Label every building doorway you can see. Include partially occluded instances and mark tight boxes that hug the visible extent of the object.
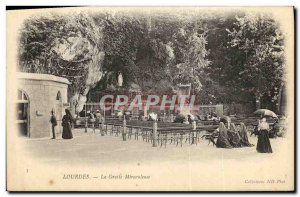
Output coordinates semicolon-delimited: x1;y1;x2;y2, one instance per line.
16;89;29;137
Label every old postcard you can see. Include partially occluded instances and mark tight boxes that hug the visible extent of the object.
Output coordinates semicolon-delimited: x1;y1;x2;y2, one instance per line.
6;6;294;191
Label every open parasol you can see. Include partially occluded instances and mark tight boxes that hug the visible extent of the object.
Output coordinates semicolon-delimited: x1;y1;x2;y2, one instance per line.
254;109;278;118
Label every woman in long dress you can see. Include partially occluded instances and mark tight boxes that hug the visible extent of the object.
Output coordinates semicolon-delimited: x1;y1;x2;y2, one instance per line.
238;122;254;147
256;118;272;153
216;122;232;148
228;123;242;148
62;109;73;139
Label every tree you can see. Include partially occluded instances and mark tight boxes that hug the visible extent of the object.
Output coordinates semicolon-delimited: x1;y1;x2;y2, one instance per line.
171;30;210;94
203;13;250;105
18;11;286;114
227;13;285;110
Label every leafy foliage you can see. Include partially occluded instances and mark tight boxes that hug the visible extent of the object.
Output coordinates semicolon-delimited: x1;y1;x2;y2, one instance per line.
226;13;285;108
18;11;285;113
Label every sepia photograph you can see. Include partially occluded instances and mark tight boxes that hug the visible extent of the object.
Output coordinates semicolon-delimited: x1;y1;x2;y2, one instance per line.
6;6;294;191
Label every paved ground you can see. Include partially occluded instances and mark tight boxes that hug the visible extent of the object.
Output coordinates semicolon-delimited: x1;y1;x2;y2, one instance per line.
21;127;286;167
16;128;294;191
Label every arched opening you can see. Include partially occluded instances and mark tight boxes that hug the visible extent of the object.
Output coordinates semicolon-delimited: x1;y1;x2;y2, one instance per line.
56;91;62;101
16;89;30;137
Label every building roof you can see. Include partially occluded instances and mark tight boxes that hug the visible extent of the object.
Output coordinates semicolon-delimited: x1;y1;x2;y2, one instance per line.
17;72;71;85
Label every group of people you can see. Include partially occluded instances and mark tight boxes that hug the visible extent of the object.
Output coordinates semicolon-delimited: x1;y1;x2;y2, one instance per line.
88;110;105;126
50;108;273;153
50;109;106;140
50;109;74;140
204;112;219;121
215;117;272;153
215;122;254;149
80;110;104;123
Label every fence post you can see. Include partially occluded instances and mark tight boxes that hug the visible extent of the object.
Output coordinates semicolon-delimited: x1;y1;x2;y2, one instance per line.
92;120;95;133
85;117;88;133
192;120;196;144
152;120;157;147
101;116;105;136
122;115;127;141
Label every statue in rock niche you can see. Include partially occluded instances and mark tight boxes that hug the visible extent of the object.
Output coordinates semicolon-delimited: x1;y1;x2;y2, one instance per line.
117;72;123;87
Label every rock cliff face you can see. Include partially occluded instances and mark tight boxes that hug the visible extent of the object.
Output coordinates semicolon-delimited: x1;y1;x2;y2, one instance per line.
18;14;106;116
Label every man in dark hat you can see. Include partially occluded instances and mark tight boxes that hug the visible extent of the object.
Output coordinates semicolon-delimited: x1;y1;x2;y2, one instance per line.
50;109;57;139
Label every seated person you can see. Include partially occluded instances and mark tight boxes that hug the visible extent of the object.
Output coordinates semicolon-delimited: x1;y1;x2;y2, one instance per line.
227;123;242;148
238;122;254;147
206;113;212;120
183;117;190;124
220;116;231;124
148;112;158;121
216;122;232;148
187;114;194;124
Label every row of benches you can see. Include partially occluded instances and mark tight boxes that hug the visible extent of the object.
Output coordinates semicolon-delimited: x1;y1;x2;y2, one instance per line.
75;117;270;148
87;120;219;147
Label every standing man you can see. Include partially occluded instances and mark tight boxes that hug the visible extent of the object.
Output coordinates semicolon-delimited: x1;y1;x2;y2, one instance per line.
50;109;57;139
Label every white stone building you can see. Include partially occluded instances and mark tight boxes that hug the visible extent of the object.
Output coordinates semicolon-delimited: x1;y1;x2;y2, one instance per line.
16;72;70;138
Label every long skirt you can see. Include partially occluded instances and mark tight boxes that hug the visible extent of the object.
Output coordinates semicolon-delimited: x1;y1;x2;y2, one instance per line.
239;131;254;147
62;123;73;139
256;130;272;153
228;131;242;148
216;135;232;148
